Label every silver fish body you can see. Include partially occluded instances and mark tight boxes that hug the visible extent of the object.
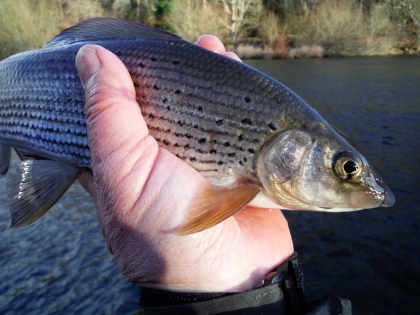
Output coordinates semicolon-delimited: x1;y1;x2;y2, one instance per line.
0;18;395;232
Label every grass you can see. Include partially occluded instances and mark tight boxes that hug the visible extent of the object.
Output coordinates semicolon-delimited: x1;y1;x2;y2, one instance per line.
277;0;404;57
285;0;370;56
163;0;229;42
0;0;104;59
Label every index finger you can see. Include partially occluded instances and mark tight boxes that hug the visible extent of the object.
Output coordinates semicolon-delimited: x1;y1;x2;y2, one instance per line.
195;35;242;62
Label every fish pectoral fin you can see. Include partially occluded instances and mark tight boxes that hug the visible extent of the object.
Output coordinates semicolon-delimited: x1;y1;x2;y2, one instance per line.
8;160;79;228
45;17;183;48
0;144;11;175
178;184;260;235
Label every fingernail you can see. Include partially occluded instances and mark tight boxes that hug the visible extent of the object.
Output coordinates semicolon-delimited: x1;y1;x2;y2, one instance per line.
76;45;100;87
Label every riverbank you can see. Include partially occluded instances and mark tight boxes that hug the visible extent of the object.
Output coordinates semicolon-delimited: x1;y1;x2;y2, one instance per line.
235;35;418;60
0;0;419;60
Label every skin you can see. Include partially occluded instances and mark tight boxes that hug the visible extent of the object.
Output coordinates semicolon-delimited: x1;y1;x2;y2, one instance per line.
76;35;294;293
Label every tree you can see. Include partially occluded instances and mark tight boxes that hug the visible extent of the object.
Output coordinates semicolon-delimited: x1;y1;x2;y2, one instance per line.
220;0;261;44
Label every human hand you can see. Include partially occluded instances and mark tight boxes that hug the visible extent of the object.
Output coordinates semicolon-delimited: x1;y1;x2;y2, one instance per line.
76;35;294;293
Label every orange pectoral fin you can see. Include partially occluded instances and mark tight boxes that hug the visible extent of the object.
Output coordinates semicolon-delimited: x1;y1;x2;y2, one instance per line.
178;184;260;235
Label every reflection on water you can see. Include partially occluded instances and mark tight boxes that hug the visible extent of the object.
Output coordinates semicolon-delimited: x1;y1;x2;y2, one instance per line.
1;56;419;315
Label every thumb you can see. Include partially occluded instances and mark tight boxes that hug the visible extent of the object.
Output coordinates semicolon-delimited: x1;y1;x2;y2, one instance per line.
75;45;150;165
75;45;158;198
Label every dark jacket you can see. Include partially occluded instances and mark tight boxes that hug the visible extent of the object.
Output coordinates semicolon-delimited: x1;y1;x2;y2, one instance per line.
136;253;352;315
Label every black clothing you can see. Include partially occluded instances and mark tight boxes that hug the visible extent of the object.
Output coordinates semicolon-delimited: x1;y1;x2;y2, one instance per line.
137;253;352;315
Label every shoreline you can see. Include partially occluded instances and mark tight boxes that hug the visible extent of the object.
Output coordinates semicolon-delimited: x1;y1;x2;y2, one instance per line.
235;41;419;60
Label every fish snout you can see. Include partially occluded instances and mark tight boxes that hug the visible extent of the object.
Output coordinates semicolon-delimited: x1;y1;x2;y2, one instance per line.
381;187;395;207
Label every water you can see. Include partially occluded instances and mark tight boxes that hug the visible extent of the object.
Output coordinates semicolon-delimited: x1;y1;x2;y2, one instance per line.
248;56;420;315
1;56;419;314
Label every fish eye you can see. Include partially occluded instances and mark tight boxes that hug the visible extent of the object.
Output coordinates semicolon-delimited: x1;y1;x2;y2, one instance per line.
333;152;362;180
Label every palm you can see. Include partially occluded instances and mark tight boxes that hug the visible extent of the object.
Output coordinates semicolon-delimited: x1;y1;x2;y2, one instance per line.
77;37;293;293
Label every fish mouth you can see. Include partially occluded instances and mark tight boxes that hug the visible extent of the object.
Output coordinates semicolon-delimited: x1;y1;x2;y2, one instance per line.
381;188;395;207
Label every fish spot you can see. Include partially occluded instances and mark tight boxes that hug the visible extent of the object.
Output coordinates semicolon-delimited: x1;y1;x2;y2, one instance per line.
174;143;180;147
150;56;157;62
268;122;277;131
239;160;244;166
148;113;155;119
190;157;197;162
228;152;236;157
198;106;203;112
162;97;168;103
244;96;251;103
175;89;181;95
198;138;206;144
153;84;160;90
248;148;255;154
210;149;217;154
243;157;248;162
166;106;171;111
138;62;145;68
172;60;180;65
216;119;224;126
184;144;190;149
241;118;252;125
217;161;224;165
224;141;230;147
185;134;193;139
238;134;244;141
163;139;170;146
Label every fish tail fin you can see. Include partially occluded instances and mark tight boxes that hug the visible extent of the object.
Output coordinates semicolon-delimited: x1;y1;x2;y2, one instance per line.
9;159;79;227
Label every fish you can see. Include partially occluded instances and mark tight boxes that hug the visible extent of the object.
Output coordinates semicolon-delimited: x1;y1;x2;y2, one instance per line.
0;18;395;234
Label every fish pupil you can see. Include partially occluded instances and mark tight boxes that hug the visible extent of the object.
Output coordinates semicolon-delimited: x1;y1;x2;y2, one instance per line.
344;160;357;174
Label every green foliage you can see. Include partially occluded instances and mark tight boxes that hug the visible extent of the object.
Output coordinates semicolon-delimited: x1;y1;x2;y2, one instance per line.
155;0;170;18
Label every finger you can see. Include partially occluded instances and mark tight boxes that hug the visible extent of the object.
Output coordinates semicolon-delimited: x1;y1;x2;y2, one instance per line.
75;45;149;166
195;35;226;54
76;44;159;212
223;51;242;62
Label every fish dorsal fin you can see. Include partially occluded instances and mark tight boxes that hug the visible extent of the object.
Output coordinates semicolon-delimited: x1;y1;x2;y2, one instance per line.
8;159;79;227
45;17;183;48
178;184;260;235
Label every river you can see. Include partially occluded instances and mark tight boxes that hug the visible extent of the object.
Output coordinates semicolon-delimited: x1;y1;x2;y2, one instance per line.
1;56;419;315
